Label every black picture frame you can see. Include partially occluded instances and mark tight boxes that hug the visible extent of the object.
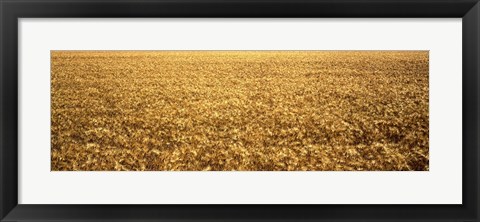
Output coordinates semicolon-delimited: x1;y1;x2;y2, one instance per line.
1;0;479;221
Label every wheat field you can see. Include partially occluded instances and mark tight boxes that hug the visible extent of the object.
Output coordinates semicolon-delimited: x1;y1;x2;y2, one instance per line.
51;50;429;171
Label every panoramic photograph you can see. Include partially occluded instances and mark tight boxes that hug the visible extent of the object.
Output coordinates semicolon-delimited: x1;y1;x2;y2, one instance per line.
51;50;429;171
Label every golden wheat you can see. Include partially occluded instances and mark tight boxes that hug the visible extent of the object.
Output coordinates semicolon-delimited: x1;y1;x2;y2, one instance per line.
51;50;429;171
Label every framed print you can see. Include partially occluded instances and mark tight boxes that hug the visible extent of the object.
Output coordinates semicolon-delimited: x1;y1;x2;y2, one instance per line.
0;0;479;221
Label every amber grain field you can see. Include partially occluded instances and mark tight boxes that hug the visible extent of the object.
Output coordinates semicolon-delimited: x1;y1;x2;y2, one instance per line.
51;51;429;171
